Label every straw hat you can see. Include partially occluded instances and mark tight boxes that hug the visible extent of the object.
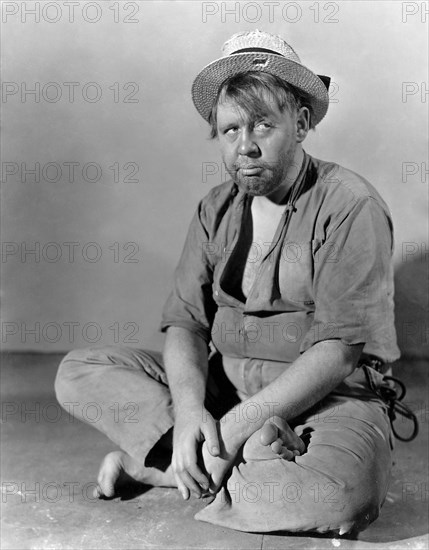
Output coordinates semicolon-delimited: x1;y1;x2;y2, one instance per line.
192;30;331;126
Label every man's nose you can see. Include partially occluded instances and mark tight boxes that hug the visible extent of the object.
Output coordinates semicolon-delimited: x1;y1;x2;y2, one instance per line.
238;129;260;157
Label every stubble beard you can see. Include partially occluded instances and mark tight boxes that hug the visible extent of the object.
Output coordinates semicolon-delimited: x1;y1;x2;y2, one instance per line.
233;165;285;196
226;146;297;197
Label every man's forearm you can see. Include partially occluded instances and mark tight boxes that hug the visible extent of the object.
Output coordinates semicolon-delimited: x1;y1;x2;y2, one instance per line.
163;326;209;414
164;326;222;498
222;340;364;451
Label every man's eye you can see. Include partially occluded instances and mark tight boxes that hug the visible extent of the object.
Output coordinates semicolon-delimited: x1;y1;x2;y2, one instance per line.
225;127;238;135
255;122;272;130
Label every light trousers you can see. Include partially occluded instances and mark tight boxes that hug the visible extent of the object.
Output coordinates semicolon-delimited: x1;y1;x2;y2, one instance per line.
55;345;394;534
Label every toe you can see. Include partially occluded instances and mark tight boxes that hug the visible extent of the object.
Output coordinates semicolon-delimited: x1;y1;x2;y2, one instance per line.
270;438;284;454
260;422;278;446
277;447;296;461
96;453;120;498
271;416;306;454
97;472;115;498
270;439;296;460
270;415;290;431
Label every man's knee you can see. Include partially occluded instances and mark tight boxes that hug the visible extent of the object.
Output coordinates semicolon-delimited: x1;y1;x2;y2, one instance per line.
54;345;165;405
55;348;89;404
54;346;113;403
301;455;388;534
237;432;389;533
219;465;383;534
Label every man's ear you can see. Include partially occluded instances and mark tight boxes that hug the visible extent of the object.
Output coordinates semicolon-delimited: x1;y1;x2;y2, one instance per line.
296;107;310;142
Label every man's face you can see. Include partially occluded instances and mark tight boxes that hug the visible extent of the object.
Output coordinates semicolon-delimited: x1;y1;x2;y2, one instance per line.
216;92;305;198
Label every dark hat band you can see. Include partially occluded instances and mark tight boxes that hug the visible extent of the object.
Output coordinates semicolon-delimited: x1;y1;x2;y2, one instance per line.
232;47;285;55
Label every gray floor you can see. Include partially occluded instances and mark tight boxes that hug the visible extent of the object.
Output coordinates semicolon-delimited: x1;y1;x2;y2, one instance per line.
1;352;428;549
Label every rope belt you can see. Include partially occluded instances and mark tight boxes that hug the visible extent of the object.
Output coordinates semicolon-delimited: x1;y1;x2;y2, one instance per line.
361;357;419;442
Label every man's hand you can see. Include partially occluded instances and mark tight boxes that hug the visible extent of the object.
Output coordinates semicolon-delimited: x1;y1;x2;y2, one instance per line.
201;440;236;495
163;327;219;500
172;406;220;500
199;340;364;497
201;419;242;494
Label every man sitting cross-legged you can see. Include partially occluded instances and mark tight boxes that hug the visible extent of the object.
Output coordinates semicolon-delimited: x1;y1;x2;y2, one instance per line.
56;30;399;535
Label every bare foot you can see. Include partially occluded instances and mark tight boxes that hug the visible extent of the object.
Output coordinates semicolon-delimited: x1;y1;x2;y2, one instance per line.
260;416;306;460
94;450;176;498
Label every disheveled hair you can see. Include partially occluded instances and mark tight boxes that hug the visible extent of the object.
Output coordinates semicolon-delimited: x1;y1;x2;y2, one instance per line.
208;72;315;139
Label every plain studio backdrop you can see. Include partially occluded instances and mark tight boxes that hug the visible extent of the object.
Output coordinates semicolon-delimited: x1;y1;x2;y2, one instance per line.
1;1;428;359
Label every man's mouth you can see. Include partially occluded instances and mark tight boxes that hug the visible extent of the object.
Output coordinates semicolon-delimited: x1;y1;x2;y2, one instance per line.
238;166;263;176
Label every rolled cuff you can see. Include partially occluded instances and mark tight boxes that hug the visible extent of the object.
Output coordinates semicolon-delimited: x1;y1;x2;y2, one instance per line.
159;319;211;344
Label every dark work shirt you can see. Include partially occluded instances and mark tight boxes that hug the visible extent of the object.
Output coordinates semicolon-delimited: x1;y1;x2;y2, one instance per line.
160;152;400;365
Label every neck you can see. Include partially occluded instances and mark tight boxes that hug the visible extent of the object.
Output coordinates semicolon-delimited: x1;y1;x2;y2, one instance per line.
259;146;304;206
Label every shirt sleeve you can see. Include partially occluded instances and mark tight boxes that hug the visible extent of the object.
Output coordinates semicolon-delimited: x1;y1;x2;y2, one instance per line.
160;201;217;343
300;195;397;355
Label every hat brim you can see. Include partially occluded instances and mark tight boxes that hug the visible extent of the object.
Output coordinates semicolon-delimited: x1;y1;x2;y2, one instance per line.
192;52;330;126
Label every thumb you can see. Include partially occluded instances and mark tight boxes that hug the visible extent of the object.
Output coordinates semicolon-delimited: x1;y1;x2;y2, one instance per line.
202;414;220;456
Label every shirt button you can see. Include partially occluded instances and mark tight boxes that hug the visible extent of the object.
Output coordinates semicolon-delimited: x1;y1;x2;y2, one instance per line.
214;290;219;296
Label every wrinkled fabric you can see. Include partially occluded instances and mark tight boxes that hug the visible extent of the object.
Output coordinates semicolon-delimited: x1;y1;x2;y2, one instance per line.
56;346;394;534
160;152;400;364
56;152;399;533
196;397;393;534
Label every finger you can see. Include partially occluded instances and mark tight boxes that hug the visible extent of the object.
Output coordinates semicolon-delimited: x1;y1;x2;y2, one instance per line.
174;473;190;500
202;415;220;456
177;445;210;491
179;470;204;498
185;461;210;492
207;469;225;495
173;455;206;497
